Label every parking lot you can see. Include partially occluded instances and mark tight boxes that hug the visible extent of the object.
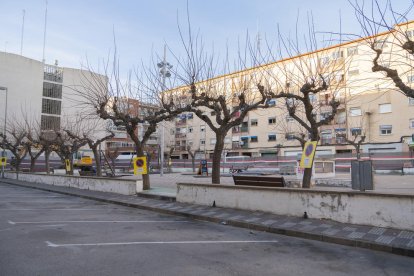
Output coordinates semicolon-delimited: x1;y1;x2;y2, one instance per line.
1;182;413;276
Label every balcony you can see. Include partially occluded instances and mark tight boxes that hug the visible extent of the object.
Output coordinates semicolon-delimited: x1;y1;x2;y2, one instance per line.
175;133;187;139
240;126;249;132
175;119;187;126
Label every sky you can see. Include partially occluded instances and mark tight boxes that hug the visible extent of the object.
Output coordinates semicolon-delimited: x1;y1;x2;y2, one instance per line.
1;0;414;74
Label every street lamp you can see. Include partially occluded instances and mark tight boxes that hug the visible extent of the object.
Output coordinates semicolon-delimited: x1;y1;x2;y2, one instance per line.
157;45;172;176
0;86;8;178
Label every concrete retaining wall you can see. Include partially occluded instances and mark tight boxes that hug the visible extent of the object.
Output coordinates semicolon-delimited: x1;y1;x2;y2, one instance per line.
177;183;414;230
5;172;140;195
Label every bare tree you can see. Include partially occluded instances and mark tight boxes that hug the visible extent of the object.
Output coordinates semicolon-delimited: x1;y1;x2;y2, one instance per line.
77;51;192;189
39;131;58;174
0;121;27;175
257;17;351;188
54;129;87;175
65;118;115;177
351;0;414;98
186;145;196;172
24;126;45;173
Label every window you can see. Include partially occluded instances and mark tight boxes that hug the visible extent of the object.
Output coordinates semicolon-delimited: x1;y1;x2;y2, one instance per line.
319;56;330;65
331;50;343;60
186;113;193;119
336;111;346;124
379;103;392;113
347;46;358;56
309;93;317;103
410;98;414;105
408;75;414;83
320;112;332;121
250;136;258;143
286;115;294;122
374;39;388;50
268;133;276;141
210;138;216;145
380;125;392;135
41;98;61;115
40;115;61;130
188;126;193;133
350;127;362;136
43;82;62;99
349;107;362;116
410;119;414;129
170;129;175;135
200;125;206;132
267;99;276;106
43;65;63;82
268;117;276;124
251;119;258;126
348;69;359;76
285;133;296;140
200;139;205;145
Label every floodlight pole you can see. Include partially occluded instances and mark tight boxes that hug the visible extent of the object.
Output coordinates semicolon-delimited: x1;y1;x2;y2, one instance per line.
0;86;8;178
160;45;167;177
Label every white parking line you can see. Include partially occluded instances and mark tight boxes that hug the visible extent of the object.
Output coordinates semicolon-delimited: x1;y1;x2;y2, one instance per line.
0;196;64;198
8;220;188;225
46;240;279;247
0;209;107;211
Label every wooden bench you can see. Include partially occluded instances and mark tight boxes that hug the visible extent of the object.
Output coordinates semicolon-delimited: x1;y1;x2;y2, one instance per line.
229;165;249;174
233;175;285;187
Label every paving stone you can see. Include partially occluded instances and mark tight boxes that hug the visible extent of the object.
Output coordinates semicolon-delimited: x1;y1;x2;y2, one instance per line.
280;222;297;228
375;235;395;245
322;228;340;236
397;231;414;239
245;217;261;223
343;227;357;232
407;240;414;248
261;219;278;226
228;215;244;220
299;225;318;232
203;211;217;216
368;227;386;235
319;223;332;228
347;232;366;239
299;221;313;225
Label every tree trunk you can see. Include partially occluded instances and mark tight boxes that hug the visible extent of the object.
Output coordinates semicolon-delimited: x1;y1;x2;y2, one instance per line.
356;144;361;160
45;150;51;175
211;134;225;184
302;167;313;188
30;157;36;172
136;146;150;190
191;156;195;172
91;146;101;177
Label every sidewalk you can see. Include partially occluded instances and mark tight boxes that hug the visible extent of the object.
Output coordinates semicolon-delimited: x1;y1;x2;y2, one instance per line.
1;177;414;258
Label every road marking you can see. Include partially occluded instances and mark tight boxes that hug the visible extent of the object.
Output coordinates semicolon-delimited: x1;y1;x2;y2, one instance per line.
8;220;188;225
46;240;279;247
0;196;64;198
0;209;107;211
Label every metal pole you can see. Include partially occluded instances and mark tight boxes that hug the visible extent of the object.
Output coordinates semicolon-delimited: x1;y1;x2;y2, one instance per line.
160;44;166;176
1;87;8;178
20;9;25;55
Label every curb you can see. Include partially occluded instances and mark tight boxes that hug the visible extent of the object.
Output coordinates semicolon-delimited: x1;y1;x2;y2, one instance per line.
1;179;413;258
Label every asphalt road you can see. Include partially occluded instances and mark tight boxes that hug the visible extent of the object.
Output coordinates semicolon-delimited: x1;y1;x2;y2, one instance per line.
0;182;413;276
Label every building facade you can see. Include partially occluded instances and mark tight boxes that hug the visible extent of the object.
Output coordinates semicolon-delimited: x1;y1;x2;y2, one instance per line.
168;21;414;159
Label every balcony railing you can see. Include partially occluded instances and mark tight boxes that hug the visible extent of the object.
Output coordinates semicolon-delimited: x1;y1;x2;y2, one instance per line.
175;133;187;139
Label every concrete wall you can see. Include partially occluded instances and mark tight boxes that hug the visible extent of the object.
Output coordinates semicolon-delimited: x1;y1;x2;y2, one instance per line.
5;172;140;195
177;183;414;230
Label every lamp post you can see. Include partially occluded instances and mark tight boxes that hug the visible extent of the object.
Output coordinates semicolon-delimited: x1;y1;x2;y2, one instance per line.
157;45;172;176
0;86;8;178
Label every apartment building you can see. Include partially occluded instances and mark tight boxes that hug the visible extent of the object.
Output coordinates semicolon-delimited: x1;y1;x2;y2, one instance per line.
168;21;414;159
0;52;107;152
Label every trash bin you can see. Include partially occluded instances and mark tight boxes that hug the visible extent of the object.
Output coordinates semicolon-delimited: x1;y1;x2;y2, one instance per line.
351;160;374;191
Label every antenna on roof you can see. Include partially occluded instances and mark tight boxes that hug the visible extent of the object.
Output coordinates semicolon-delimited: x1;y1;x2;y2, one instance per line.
20;9;25;55
42;0;48;63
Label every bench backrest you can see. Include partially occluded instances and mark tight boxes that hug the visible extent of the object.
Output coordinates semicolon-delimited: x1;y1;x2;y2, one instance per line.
233;175;285;187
